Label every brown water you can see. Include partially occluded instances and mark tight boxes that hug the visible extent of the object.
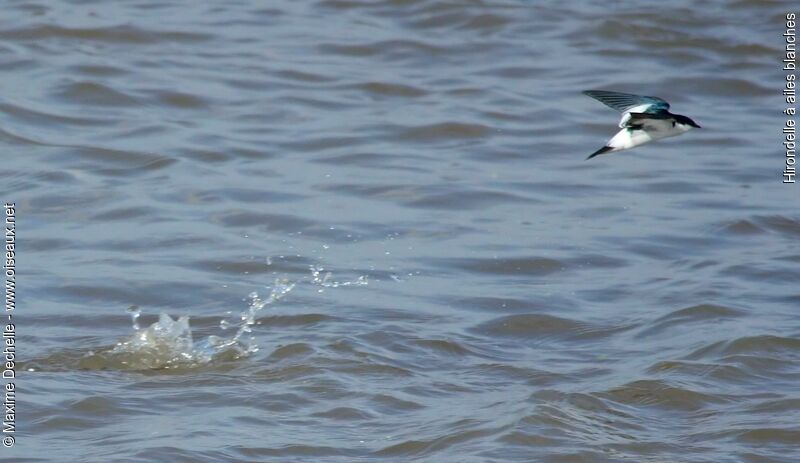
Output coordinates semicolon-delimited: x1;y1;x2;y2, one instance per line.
5;1;799;462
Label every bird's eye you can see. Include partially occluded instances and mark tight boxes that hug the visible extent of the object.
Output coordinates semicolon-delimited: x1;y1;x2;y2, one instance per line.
672;121;676;127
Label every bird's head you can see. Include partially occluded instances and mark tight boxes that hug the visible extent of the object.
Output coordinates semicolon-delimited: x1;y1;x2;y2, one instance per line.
674;114;701;130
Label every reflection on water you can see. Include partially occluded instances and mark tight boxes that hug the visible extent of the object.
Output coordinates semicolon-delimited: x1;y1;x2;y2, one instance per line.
5;0;798;462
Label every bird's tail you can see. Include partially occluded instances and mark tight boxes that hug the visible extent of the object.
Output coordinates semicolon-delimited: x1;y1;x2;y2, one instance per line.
586;145;613;160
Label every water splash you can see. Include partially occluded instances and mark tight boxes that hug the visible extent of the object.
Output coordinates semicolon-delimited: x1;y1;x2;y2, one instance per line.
104;312;199;370
310;264;368;292
83;266;367;371
211;278;296;355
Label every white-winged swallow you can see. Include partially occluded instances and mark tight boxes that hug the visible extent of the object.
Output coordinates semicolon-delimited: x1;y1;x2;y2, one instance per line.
583;90;700;160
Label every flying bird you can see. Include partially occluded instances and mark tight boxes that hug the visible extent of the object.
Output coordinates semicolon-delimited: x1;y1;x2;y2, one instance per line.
583;90;700;160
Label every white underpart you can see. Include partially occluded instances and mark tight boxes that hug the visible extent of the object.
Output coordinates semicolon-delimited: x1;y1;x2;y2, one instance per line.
605;120;693;153
606;128;654;152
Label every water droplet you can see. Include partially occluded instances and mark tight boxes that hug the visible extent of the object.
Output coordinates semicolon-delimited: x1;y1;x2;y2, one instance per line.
126;305;141;330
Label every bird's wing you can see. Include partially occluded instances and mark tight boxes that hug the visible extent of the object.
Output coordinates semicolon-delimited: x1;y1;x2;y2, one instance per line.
625;111;675;131
624;112;675;132
583;90;670;114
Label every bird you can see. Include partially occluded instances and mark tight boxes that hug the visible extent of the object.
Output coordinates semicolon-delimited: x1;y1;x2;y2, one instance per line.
582;90;700;160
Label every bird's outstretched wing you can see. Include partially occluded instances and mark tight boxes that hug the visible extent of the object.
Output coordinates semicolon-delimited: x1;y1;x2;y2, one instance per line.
583;90;670;114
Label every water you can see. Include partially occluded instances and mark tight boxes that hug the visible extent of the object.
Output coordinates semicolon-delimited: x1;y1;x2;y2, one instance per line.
4;1;798;462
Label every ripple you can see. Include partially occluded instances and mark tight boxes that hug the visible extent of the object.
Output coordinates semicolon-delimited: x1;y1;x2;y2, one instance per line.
411;339;474;357
191;259;286;275
459;13;513;32
410;11;512;33
273;69;336;83
53;81;139;107
69;396;129;416
691;335;800;358
638;303;746;336
260;314;335;327
281;136;362;152
396;122;492;142
268;343;315;360
233;444;353;459
472;313;620;341
434;256;564;276
736;428;800;445
599;379;727;411
312;152;429;172
90;206;154;221
318;39;445;59
70;63;130;77
722;263;800;284
353;81;427;98
311;407;374;421
210;210;314;231
471;363;561;386
755;215;800;238
682;77;772;97
646;360;751;383
374;428;494;457
406;189;532;210
452;296;537;313
64;145;176;174
473;65;547;79
369;393;425;414
0;126;50;145
0;102;115;127
642;181;707;194
717;219;766;235
152;90;210;109
524;389;647;452
0;24;213;43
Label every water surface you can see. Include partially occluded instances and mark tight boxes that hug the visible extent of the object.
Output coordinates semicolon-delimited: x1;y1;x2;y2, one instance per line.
4;1;798;462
